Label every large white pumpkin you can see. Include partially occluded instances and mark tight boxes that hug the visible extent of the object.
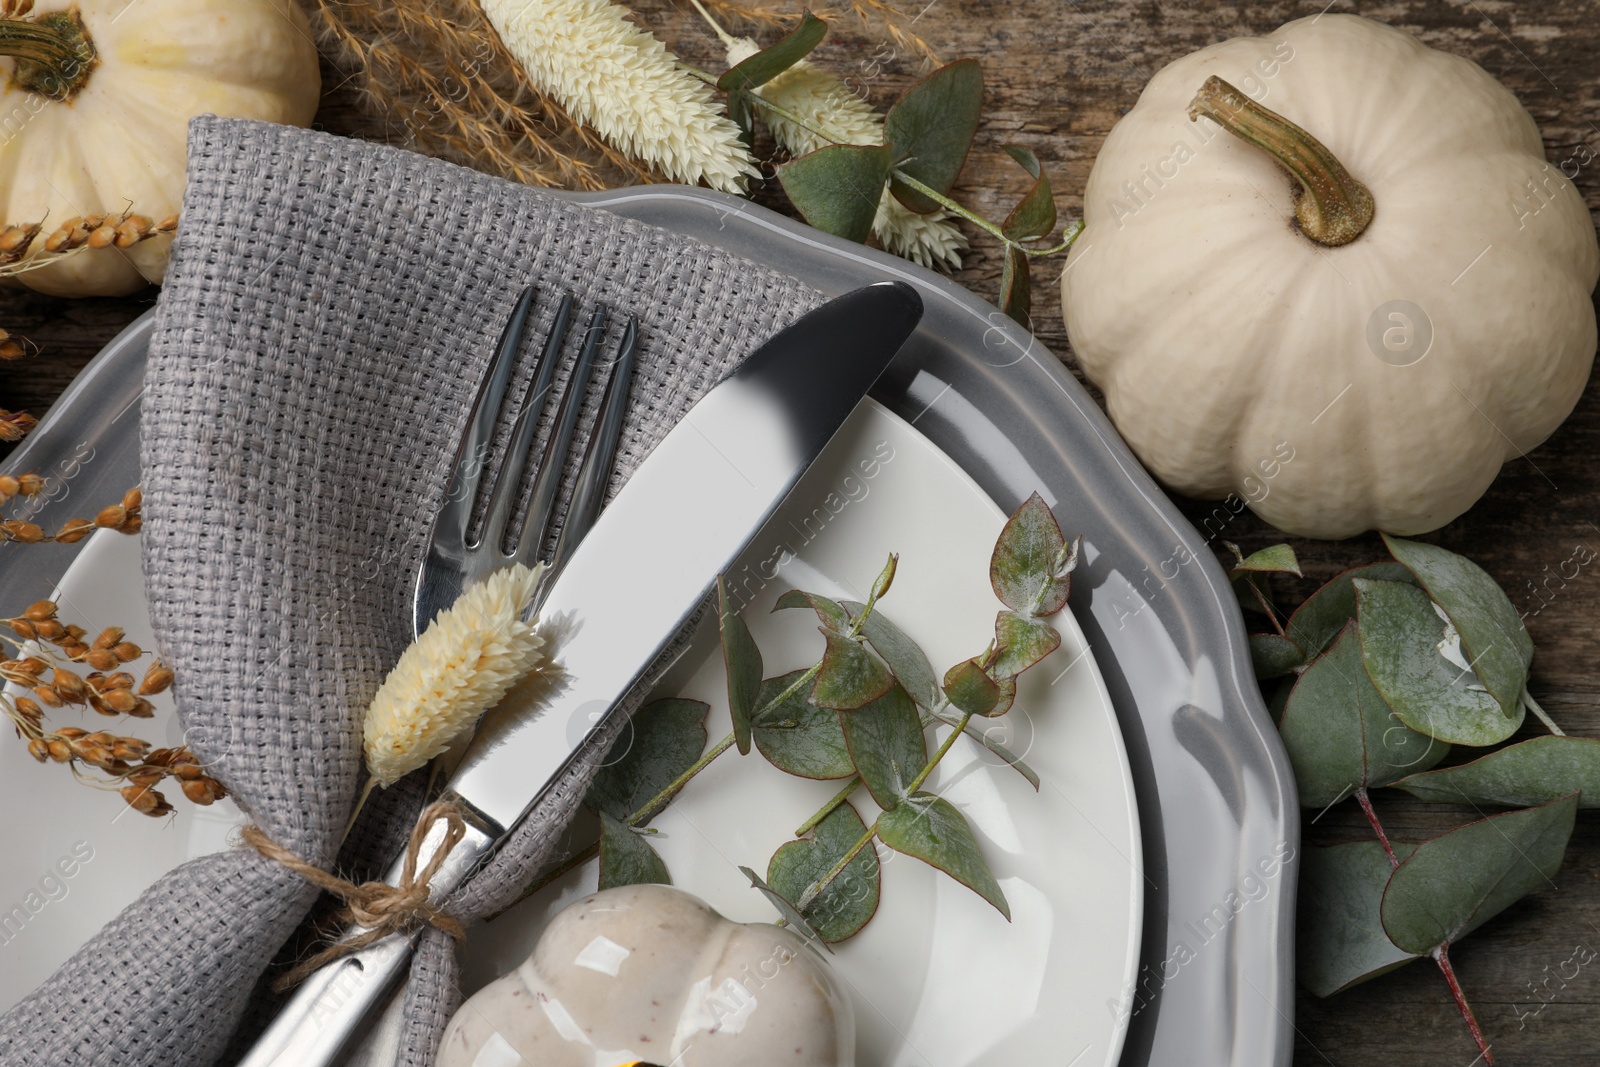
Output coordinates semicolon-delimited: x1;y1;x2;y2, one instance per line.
1060;14;1599;538
0;0;319;296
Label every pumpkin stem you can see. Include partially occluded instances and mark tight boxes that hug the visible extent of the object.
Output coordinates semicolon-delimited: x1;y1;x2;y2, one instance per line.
1188;75;1374;247
0;7;96;103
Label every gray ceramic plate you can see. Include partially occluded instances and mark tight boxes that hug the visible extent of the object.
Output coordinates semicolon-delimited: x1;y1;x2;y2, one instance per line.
0;186;1297;1067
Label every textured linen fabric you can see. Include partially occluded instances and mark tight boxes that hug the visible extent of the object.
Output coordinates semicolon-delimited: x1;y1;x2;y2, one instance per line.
0;118;822;1067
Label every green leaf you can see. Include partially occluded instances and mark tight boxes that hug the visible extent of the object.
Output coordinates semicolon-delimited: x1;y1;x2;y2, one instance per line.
598;811;671;889
991;610;1060;678
1299;841;1420;997
1383;534;1533;719
585;698;710;825
1391;737;1600;808
1356;579;1523;746
1000;144;1056;242
1284;561;1415;664
753;669;855;780
1250;633;1303;680
738;864;830;952
767;802;880;942
719;576;763;755
885;59;983;213
812;630;893;710
990;491;1074;616
877;791;1010;919
1229;543;1302;577
1278;623;1448;809
930;705;1040;789
718;10;827;92
998;244;1030;326
844;601;938;709
839;683;926;808
1380;794;1578;954
942;657;1003;717
778;143;893;244
774;588;851;633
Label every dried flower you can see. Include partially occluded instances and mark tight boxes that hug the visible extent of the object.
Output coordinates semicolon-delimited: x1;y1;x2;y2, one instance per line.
307;0;643;191
724;37;967;270
476;0;758;192
363;563;548;788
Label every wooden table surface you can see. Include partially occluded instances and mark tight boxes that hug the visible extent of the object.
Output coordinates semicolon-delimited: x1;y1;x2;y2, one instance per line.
4;1;1598;1063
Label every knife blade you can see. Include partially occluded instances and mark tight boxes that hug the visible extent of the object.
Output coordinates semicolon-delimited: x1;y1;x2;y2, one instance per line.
236;280;924;1067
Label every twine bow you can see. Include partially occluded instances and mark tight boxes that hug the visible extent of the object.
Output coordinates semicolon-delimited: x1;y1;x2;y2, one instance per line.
242;799;469;991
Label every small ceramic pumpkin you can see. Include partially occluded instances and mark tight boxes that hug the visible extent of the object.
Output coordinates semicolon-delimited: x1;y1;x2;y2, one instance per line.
437;883;855;1067
1060;14;1599;538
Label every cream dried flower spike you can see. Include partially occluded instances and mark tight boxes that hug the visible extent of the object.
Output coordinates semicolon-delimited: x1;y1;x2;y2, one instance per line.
355;563;547;824
475;0;758;192
692;0;967;270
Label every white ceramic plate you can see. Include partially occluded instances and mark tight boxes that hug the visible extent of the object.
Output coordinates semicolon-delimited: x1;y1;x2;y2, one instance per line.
0;530;249;1012
459;399;1142;1066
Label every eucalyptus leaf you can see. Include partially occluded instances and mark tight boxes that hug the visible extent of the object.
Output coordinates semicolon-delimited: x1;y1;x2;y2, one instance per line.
1230;544;1302;577
586;697;710;825
840;683;926;809
1380;793;1578;954
1000;144;1056;242
999;244;1030;326
774;588;851;633
778;143;894;244
990;491;1073;617
991;610;1060;678
1279;623;1448;808
598;811;671;889
812;630;894;710
767;802;880;942
1383;534;1533;718
1391;737;1600;808
930;705;1041;789
1284;561;1415;663
1250;633;1303;680
943;657;1003;717
877;791;1010;919
720;577;763;755
844;600;938;708
738;864;829;951
1299;840;1420;997
718;10;827;92
1356;578;1522;746
885;59;983;214
753;669;855;780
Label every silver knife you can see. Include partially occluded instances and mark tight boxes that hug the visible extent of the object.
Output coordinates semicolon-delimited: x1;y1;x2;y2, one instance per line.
236;280;924;1066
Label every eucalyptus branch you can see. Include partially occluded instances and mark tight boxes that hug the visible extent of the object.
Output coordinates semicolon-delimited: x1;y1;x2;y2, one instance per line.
796;711;975;910
795;776;862;837
626;662;826;826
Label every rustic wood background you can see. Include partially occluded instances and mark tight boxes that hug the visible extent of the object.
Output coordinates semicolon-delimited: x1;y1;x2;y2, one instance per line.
3;0;1598;1063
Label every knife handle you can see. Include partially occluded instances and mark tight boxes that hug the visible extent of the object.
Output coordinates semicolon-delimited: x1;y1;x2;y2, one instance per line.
234;814;498;1067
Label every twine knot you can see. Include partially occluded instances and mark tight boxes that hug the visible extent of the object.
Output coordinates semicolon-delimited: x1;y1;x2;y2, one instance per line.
242;799;469;991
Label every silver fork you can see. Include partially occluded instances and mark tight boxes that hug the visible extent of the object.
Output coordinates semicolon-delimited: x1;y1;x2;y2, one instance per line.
413;285;638;637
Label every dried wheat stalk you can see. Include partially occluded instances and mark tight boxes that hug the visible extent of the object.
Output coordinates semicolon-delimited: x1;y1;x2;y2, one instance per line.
306;0;649;190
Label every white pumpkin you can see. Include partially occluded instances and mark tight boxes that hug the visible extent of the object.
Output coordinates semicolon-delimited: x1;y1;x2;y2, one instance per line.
0;0;319;296
1060;14;1600;539
438;884;855;1067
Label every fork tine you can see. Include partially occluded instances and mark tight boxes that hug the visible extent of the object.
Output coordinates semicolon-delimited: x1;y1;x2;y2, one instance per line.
477;293;575;553
543;315;637;591
428;284;538;561
510;305;610;565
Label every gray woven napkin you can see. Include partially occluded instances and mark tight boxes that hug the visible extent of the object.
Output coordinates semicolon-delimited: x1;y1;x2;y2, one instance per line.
0;117;824;1067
